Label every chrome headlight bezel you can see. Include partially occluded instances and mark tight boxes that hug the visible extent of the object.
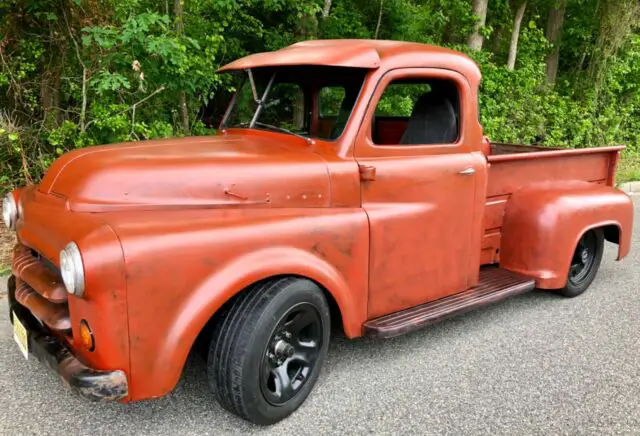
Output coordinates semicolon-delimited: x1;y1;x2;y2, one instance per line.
17;197;24;219
60;242;85;297
2;193;17;230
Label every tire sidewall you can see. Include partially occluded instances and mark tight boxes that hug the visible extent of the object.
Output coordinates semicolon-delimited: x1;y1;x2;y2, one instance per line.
240;280;331;425
562;228;605;297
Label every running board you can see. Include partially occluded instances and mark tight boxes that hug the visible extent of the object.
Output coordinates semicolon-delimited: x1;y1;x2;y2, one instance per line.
363;268;536;339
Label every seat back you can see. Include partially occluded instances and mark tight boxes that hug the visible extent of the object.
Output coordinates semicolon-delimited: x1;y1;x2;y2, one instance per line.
400;90;458;145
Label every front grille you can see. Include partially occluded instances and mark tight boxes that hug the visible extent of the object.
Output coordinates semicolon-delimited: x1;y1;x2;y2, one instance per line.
29;248;59;275
12;244;71;334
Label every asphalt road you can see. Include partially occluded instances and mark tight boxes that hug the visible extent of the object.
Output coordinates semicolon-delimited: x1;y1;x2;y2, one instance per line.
1;201;639;435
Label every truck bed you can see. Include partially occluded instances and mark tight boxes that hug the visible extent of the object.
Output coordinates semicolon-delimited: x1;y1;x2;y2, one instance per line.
490;142;557;155
480;143;624;265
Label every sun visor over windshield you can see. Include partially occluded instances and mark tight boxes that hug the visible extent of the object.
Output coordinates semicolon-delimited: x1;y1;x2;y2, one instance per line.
218;40;381;72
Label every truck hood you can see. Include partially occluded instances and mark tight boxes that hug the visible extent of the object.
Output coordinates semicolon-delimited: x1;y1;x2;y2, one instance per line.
38;134;331;211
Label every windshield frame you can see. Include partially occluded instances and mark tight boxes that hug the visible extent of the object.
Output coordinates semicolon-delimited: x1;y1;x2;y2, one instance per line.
219;66;368;143
247;69;276;128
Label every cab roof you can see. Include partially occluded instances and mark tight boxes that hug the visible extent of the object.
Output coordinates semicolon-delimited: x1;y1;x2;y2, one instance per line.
218;39;481;82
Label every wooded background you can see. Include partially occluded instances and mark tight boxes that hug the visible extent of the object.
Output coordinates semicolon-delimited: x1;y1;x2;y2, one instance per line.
1;0;640;189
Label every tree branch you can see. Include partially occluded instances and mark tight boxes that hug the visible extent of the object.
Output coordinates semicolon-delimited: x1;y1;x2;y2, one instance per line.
84;86;166;132
0;47;23;105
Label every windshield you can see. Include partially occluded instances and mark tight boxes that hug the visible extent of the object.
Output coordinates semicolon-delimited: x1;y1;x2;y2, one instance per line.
221;66;367;141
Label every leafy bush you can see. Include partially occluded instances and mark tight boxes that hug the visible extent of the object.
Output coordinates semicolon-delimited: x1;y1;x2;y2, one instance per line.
0;0;639;191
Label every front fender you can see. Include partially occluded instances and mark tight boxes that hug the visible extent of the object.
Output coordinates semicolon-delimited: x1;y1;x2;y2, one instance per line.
106;208;369;400
157;246;364;395
499;181;633;289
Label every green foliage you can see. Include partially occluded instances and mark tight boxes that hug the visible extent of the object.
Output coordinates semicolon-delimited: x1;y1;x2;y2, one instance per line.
376;83;432;117
319;87;346;117
1;0;640;190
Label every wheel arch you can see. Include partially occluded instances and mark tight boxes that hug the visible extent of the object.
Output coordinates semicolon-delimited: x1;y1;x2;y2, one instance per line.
155;246;364;398
569;220;622;260
194;273;344;359
603;222;621;245
499;181;633;289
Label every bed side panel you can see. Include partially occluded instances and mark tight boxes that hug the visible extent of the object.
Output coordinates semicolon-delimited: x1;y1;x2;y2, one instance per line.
481;150;617;265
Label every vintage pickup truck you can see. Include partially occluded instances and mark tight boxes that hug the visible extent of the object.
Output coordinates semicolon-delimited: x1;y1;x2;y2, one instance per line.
3;40;634;425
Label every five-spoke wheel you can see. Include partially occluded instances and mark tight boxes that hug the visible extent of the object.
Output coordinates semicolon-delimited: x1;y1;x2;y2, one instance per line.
261;303;323;406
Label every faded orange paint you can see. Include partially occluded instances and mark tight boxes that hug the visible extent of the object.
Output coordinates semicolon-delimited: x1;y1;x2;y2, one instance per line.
15;185;130;377
498;180;632;288
7;40;633;402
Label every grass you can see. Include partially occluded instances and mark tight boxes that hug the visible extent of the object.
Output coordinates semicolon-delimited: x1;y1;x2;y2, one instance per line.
617;153;640;185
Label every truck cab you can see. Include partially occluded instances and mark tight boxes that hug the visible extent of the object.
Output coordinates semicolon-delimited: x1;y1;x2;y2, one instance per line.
4;40;633;425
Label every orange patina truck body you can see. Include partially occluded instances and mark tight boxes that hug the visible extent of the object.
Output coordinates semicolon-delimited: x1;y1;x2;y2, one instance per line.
8;40;633;402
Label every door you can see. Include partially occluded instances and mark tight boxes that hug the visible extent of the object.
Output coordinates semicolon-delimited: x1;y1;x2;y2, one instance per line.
355;68;487;319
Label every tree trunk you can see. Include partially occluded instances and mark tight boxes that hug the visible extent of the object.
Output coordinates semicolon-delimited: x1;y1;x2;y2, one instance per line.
41;24;64;128
507;1;527;70
178;92;189;135
293;90;305;130
174;0;190;135
588;0;640;89
291;8;319;129
468;0;489;51
545;0;567;86
374;0;384;39
491;26;504;55
41;64;62;128
322;0;332;18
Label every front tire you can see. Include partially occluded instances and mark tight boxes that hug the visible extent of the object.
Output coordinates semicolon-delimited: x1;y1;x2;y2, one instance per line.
557;228;604;298
208;277;330;425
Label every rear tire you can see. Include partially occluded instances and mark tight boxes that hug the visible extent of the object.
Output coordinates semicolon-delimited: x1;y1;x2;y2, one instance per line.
207;277;330;425
557;228;604;298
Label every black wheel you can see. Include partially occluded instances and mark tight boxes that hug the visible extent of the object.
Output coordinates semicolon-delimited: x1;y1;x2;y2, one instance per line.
557;228;604;298
208;277;330;425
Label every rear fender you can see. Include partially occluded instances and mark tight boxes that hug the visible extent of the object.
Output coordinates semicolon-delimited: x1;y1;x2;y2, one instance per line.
499;181;633;289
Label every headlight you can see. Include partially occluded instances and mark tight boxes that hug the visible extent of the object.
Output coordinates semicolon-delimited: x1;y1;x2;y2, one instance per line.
2;193;17;230
60;242;85;297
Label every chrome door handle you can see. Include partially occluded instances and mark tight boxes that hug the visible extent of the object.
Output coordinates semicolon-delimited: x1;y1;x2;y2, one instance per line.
458;167;476;175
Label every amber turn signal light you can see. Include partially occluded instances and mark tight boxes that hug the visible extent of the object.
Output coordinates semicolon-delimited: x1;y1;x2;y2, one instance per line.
79;320;95;352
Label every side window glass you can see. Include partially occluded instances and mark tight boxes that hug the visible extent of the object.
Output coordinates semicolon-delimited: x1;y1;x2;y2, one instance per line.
372;79;460;146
